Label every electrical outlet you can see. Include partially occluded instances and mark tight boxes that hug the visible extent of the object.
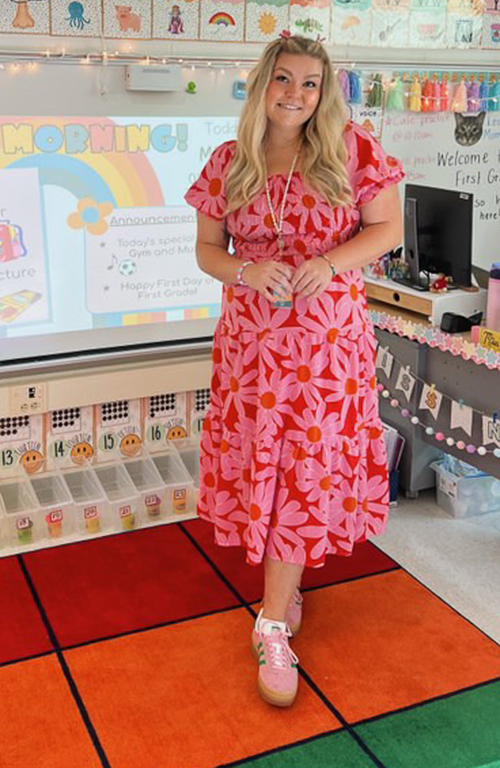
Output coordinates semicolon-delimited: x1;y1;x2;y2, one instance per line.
10;383;47;416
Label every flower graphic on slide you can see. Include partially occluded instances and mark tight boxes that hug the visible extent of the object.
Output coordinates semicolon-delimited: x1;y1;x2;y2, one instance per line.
67;198;113;235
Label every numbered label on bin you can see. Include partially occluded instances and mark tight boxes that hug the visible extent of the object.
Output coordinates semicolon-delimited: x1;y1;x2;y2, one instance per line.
119;505;133;518
173;488;187;512
1;448;15;467
46;510;63;524
16;517;31;530
84;505;99;520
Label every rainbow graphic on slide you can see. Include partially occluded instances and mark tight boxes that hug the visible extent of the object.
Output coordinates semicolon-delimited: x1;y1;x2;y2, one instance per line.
0;117;165;208
0;117;219;330
209;12;236;25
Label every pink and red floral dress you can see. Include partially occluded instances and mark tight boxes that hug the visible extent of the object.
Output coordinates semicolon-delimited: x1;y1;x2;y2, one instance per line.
185;122;404;569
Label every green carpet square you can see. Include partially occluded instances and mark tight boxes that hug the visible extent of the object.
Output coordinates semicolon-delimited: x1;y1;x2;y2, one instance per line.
355;680;500;768
234;731;377;767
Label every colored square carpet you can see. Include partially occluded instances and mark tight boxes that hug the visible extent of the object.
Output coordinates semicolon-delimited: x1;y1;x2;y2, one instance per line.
292;569;500;722
0;518;499;768
0;655;102;768
65;608;340;768
182;518;400;603
0;557;52;664
22;524;240;647
231;731;381;767
355;680;500;767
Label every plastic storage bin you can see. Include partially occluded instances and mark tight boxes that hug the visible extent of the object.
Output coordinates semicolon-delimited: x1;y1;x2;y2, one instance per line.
171;438;200;489
123;457;168;522
0;478;43;546
151;447;194;515
93;463;140;532
62;467;111;536
30;472;75;540
431;461;500;518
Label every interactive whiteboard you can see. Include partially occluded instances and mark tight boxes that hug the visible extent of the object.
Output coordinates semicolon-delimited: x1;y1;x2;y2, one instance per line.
0;63;241;365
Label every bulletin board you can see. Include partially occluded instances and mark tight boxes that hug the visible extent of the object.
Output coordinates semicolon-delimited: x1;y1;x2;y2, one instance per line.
0;0;499;50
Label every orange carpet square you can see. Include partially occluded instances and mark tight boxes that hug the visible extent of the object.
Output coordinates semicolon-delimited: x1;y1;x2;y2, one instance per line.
0;655;101;768
66;607;340;768
292;570;500;723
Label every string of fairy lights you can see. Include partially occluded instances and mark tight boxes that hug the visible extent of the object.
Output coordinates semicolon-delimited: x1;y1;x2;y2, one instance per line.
0;49;498;111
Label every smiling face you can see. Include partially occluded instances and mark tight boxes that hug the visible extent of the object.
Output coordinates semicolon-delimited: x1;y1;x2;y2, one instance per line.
265;53;323;138
120;433;142;457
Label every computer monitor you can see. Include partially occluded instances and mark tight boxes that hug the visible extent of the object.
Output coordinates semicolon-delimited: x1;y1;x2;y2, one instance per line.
401;184;473;290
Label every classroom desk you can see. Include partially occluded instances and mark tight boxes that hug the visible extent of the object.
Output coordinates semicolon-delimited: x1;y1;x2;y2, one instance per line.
368;300;500;495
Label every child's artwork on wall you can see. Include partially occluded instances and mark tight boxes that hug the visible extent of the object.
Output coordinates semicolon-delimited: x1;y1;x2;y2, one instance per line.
0;0;496;46
153;0;200;40
199;0;245;40
1;0;50;34
245;1;287;43
289;0;331;40
51;0;102;37
103;0;152;38
331;0;372;46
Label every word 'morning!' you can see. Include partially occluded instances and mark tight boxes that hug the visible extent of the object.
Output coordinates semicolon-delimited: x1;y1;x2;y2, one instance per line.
0;123;188;155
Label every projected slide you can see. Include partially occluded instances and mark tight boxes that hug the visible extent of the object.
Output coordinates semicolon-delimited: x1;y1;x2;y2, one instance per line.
0;168;48;324
0;116;238;343
85;207;216;314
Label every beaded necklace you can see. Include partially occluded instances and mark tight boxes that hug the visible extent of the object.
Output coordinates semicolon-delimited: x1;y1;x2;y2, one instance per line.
264;144;301;255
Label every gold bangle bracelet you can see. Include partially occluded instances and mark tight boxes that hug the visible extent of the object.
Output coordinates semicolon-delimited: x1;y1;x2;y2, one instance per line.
318;254;337;278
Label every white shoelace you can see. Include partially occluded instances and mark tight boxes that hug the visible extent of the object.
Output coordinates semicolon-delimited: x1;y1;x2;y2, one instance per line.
261;624;299;670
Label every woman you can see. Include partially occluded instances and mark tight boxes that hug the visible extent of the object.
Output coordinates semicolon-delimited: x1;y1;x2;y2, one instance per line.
185;35;404;708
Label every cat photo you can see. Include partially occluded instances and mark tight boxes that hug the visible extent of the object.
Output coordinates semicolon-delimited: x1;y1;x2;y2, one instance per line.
454;112;486;146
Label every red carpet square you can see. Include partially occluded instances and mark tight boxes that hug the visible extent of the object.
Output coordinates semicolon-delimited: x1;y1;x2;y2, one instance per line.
0;655;101;768
23;525;241;648
66;607;340;768
183;518;399;603
0;557;53;664
292;570;500;723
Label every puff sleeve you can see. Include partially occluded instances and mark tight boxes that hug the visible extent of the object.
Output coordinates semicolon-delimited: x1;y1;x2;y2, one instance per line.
346;123;405;208
184;140;236;221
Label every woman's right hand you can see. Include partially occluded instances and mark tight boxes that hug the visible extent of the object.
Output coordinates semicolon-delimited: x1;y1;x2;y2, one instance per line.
241;261;295;303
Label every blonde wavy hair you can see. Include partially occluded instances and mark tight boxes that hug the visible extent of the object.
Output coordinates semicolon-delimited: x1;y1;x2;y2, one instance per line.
225;35;352;214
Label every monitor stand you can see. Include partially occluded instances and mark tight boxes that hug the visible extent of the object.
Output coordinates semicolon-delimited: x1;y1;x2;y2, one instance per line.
392;275;461;293
364;275;487;326
392;275;430;292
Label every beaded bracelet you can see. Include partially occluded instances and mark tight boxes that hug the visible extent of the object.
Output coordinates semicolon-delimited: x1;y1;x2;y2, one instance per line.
318;254;337;278
236;261;253;285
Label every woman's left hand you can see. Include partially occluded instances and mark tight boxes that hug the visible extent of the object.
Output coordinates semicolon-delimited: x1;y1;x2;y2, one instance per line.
290;257;333;301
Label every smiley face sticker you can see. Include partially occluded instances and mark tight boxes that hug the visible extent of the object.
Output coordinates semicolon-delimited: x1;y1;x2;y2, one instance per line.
20;449;44;474
167;425;188;440
120;432;142;457
70;441;94;465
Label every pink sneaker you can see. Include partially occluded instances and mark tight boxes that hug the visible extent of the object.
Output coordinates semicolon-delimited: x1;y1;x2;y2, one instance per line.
285;589;303;636
252;609;299;708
